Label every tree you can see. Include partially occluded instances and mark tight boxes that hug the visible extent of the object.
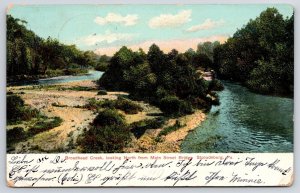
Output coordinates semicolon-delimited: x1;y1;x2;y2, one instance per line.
213;8;294;96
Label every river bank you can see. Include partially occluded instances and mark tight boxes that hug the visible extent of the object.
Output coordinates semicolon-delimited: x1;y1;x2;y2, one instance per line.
7;79;206;153
7;68;90;86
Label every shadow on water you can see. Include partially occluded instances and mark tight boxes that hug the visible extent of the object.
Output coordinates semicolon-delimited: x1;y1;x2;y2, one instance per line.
181;81;293;153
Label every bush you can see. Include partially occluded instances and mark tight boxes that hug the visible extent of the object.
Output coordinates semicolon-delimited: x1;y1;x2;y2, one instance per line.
93;109;125;127
64;68;88;75
95;63;109;71
7;127;26;144
28;117;63;136
45;69;64;77
7;95;40;124
87;98;143;114
114;98;143;114
79;124;131;153
159;96;193;116
130;118;165;138
208;79;224;91
157;120;183;137
7;95;25;123
97;90;107;95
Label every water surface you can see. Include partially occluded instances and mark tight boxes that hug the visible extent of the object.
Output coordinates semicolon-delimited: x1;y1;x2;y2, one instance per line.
181;81;293;153
9;70;103;86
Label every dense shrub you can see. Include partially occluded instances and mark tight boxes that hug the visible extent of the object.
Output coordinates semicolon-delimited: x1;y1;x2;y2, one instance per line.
113;98;143;114
208;79;224;91
97;90;107;95
159;96;194;116
86;98;143;114
7;95;24;122
79;124;131;153
7;95;40;124
95;63;109;71
93;109;125;127
130;118;165;138
79;109;130;153
64;68;88;75
7;127;26;145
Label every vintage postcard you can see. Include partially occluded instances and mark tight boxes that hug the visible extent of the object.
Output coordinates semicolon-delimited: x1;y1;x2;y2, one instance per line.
6;4;294;187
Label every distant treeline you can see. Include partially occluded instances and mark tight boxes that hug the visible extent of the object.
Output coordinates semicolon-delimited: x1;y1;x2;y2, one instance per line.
213;8;294;96
7;15;100;80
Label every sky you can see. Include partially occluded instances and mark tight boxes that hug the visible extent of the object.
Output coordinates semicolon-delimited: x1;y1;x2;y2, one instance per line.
8;4;293;56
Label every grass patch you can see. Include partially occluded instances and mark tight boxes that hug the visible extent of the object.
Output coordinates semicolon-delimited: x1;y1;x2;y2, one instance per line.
130;118;165;139
67;86;97;91
85;97;143;114
27;117;63;136
157;120;184;137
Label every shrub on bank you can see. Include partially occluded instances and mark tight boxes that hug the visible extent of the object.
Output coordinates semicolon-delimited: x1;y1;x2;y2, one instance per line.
86;98;143;114
7;127;26;145
208;79;224;91
79;109;131;153
130;118;165;138
79;124;131;153
7;95;40;124
93;109;125;127
97;90;107;95
159;96;194;116
27;117;63;136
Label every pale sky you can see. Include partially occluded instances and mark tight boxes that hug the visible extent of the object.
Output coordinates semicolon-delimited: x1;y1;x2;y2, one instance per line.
8;4;293;56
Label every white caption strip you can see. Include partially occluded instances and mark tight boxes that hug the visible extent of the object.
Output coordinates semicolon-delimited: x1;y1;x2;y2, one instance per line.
7;153;293;187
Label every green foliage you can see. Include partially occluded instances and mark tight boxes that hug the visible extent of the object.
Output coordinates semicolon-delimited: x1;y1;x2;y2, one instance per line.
93;109;125;127
63;68;88;75
7;15;97;81
7;127;26;145
86;98;143;114
97;90;107;95
79;109;130;153
214;8;294;96
68;86;96;91
157;120;184;138
208;79;224;91
113;98;143;114
95;55;111;71
79;124;131;153
7;95;40;124
27;117;63;136
99;44;221;116
159;96;194;116
130;118;165;138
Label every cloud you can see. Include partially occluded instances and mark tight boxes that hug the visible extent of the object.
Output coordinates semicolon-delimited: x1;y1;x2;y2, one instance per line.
79;30;136;46
94;13;138;26
149;10;192;29
94;35;228;56
186;19;225;32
